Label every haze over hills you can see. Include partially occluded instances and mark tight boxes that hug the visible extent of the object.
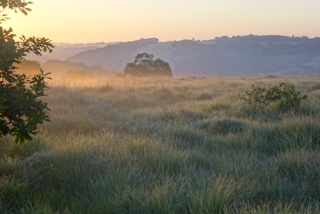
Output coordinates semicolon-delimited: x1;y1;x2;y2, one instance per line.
28;35;320;76
27;42;112;63
67;38;160;73
41;60;115;77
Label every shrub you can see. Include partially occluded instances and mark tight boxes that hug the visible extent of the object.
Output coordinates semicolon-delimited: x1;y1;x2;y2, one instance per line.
239;82;307;112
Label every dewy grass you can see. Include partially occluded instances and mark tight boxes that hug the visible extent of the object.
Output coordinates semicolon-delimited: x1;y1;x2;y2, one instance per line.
199;118;249;135
1;75;320;213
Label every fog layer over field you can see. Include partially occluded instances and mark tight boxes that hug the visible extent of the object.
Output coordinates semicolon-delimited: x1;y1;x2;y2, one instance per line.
28;35;320;76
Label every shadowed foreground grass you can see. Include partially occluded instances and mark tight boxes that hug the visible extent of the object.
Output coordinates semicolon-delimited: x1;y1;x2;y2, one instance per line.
0;75;320;213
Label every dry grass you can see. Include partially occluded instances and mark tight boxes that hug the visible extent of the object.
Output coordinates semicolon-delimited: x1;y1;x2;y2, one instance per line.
1;74;320;213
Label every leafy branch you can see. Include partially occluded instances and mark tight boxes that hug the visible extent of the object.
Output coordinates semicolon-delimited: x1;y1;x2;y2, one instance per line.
0;0;54;145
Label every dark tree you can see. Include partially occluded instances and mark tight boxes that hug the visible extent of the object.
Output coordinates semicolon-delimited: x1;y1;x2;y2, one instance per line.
124;53;173;77
0;0;54;145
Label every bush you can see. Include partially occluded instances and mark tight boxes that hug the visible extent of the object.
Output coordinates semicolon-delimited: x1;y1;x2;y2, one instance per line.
239;82;307;112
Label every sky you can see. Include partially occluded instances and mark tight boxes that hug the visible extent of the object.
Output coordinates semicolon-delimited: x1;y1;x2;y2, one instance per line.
3;0;320;43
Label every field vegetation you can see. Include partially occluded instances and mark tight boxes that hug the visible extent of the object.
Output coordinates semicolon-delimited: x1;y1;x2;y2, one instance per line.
1;74;320;213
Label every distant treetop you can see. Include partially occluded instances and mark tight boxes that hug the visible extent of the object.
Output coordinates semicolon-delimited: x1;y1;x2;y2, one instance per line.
124;53;173;77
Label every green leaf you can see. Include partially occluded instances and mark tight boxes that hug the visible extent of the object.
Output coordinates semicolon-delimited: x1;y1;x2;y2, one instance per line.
0;2;53;145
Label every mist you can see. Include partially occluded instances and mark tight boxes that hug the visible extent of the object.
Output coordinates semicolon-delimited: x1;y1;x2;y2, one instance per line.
27;35;320;77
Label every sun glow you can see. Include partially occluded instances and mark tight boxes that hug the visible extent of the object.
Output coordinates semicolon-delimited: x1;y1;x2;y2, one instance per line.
2;0;320;43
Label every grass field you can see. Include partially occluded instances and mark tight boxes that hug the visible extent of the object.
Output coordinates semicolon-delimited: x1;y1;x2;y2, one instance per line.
1;74;320;213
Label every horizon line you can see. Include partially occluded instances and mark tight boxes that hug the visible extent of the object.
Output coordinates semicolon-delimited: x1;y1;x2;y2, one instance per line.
51;34;320;45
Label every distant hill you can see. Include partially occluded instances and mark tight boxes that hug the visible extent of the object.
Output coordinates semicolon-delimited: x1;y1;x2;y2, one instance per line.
33;36;320;76
66;38;160;71
26;42;111;63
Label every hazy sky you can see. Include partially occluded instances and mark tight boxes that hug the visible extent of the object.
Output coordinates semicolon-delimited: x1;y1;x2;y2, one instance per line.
3;0;320;43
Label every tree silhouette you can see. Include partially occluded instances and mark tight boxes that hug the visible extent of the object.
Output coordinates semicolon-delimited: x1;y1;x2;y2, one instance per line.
0;0;54;145
124;53;173;77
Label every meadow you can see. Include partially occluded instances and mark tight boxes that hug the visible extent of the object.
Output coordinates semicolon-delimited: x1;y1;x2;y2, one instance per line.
1;74;320;213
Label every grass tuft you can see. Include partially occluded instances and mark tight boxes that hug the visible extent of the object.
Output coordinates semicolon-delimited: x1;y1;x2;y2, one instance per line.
199;118;248;135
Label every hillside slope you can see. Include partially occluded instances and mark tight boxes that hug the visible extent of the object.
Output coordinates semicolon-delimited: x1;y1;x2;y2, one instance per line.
64;36;320;76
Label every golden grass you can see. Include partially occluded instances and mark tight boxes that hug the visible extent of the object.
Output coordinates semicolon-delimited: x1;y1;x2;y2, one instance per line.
1;74;320;213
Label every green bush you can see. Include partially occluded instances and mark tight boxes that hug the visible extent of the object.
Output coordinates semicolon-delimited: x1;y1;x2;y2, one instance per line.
239;82;307;112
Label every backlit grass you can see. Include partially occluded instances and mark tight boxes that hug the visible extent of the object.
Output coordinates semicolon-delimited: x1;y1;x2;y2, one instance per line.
0;74;319;213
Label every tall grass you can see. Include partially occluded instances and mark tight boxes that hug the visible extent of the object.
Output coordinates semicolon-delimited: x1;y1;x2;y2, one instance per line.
0;75;319;213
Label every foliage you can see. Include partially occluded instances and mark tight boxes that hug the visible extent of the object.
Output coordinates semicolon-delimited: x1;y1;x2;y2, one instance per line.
124;53;173;77
0;0;54;145
239;82;307;112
